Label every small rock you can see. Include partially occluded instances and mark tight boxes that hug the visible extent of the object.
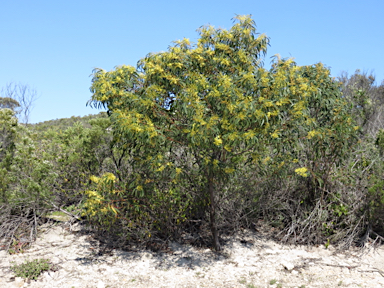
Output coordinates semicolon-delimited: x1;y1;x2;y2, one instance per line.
281;260;295;271
97;280;105;288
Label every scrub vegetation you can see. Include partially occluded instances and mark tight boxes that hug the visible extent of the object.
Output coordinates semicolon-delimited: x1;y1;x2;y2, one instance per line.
1;16;384;252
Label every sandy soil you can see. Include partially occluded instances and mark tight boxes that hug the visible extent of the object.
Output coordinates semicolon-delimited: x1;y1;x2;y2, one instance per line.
1;222;384;288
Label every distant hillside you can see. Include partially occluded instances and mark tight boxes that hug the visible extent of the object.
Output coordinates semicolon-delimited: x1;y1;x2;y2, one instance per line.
30;112;108;132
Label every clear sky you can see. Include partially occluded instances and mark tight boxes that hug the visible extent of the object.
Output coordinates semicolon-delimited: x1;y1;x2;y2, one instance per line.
1;0;383;124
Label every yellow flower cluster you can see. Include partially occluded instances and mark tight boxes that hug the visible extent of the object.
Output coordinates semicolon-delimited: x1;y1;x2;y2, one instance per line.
104;172;116;182
89;175;99;183
295;167;309;177
214;135;223;146
307;130;319;139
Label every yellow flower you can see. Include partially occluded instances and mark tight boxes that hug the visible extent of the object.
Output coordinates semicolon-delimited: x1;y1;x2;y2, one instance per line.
89;175;100;183
264;101;274;107
238;112;246;120
228;133;238;141
110;205;118;215
244;131;255;139
224;145;232;152
136;185;143;191
103;172;116;182
268;111;279;117
307;130;317;139
271;132;279;138
183;38;190;45
221;58;230;66
295;167;309;177
176;168;182;174
262;156;271;165
214;135;223;146
300;83;308;91
224;167;235;174
157;165;165;172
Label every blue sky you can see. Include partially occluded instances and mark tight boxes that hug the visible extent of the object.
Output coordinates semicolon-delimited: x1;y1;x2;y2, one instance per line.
1;0;383;123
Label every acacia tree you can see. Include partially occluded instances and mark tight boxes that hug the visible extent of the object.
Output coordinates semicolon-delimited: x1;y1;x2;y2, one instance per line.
89;16;348;250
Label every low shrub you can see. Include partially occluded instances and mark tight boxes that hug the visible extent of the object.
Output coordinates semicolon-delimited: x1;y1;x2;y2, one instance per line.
10;258;53;280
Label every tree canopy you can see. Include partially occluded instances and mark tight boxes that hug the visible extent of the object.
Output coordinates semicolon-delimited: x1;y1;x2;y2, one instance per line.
0;97;20;111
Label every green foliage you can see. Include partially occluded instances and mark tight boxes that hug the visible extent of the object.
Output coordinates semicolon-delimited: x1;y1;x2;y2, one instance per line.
10;258;52;280
269;279;277;285
0;109;18;202
0;111;59;246
339;70;384;136
375;129;384;155
10;134;57;203
31;114;113;207
0;111;112;246
0;122;57;211
0;109;18;156
367;174;384;233
0;97;20;111
30;112;107;134
82;171;192;242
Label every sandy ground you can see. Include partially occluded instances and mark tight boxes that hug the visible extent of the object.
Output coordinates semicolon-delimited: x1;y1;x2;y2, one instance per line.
1;222;384;288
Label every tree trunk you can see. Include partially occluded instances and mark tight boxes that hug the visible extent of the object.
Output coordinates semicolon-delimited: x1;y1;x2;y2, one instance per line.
208;173;220;251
